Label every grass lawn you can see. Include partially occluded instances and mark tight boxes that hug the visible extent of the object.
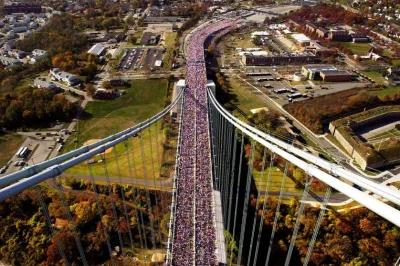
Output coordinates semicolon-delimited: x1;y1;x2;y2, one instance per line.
63;79;175;180
162;32;177;71
370;85;400;99
360;70;387;85
0;134;25;166
14;71;49;90
253;166;300;192
227;76;267;114
339;42;372;56
368;127;400;142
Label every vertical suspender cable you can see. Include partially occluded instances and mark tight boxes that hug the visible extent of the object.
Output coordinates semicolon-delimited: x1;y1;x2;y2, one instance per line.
254;153;275;266
34;186;69;266
153;119;166;228
100;155;126;258
224;120;234;227
128;138;146;250
230;132;245;266
237;140;256;265
303;187;332;266
284;174;314;266
218;112;225;193
87;162;116;265
148;127;162;246
52;176;88;266
265;160;289;266
227;128;238;233
247;146;267;266
139;135;157;249
113;146;135;251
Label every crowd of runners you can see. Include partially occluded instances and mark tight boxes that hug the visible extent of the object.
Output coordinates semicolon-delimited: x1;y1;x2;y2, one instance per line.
172;20;235;265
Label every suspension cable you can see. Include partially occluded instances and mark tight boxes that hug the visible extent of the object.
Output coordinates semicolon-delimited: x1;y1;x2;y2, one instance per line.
153;119;166;231
224;120;234;228
99;154;126;259
139;135;157;249
53;176;88;266
253;151;275;266
284;174;314;266
113;145;135;251
227;128;238;233
237;140;256;265
265;160;289;266
86;162;116;265
303;187;332;266
230;132;245;266
247;146;267;266
127;138;146;250
34;186;69;266
148;127;162;247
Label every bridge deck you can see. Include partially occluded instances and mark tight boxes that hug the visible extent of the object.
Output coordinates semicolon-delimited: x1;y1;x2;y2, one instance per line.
213;190;227;265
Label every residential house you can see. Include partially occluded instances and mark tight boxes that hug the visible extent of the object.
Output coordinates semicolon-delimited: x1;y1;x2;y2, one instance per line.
0;55;22;66
50;68;82;86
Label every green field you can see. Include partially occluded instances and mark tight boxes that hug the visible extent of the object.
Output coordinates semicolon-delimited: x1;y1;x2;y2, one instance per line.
253;166;299;192
369;128;400;144
227;76;268;114
64;79;176;180
0;134;25;166
370;86;400;99
339;42;372;55
162;32;177;71
360;70;387;85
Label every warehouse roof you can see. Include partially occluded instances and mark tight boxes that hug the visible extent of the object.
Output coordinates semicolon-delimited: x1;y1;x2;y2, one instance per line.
88;43;106;56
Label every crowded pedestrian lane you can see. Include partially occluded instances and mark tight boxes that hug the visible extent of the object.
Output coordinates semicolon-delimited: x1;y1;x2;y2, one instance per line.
171;20;235;265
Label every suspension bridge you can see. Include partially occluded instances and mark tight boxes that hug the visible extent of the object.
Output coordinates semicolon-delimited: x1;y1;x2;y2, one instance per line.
1;19;400;266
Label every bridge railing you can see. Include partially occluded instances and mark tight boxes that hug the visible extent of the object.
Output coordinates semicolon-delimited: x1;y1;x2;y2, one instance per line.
0;88;184;201
207;88;400;228
208;88;400;265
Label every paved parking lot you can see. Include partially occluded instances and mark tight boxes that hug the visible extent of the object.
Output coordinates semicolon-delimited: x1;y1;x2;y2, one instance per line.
2;135;57;175
242;70;372;105
118;48;145;71
117;48;164;71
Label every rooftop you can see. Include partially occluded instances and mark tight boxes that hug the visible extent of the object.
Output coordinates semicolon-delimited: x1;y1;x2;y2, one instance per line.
303;64;337;71
320;70;351;76
292;33;311;42
88;43;106;56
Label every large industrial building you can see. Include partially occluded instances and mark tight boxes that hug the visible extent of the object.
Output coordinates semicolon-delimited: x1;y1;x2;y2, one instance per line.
242;52;317;66
301;65;352;82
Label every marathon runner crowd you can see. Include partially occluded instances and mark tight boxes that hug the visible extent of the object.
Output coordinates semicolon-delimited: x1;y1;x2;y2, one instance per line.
172;20;235;265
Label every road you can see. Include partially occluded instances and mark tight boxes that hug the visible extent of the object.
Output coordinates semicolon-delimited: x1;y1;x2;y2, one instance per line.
53;81;92;100
235;74;349;161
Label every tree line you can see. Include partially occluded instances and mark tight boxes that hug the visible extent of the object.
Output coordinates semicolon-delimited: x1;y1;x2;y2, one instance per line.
0;87;77;129
0;183;169;265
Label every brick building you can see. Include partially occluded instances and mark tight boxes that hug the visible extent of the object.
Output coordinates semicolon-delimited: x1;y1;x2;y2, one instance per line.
328;29;351;42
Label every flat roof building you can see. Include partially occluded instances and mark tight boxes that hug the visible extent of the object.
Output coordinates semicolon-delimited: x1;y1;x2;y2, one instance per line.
144;16;182;24
140;32;160;45
242;53;317;66
328;29;351;42
301;65;351;81
320;70;352;82
88;43;107;56
292;33;311;46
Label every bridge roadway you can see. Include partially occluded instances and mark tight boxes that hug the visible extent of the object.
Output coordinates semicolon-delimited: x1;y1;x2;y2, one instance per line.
171;21;235;265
